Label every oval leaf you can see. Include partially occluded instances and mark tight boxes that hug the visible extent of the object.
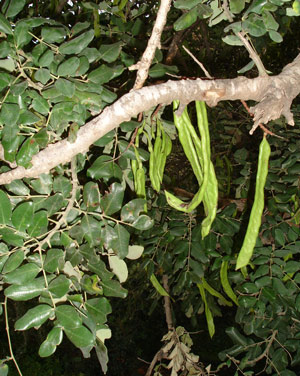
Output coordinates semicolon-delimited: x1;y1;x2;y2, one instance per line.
15;304;52;330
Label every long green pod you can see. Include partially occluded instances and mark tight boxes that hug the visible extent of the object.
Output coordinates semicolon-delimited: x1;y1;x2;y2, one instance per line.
201;161;218;238
220;261;239;306
196;101;218;238
201;277;232;307
173;101;203;183
196;101;210;160
165;101;209;212
236;137;271;270
198;283;215;338
146;131;160;192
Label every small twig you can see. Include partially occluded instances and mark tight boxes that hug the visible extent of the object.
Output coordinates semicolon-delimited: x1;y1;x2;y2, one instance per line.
145;349;165;376
240;100;286;139
162;274;173;331
129;0;172;90
37;156;78;249
247;330;278;366
4;298;23;376
107;126;139;163
182;45;212;79
222;0;268;77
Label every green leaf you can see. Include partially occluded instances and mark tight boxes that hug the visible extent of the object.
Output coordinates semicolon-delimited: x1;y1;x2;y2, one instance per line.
53;176;72;197
0;72;13;90
262;10;279;30
11;201;34;231
64;326;95;348
242;14;267;37
0;13;13;35
6;0;26;17
43;249;64;273
19;110;39;125
100;279;128;298
14;21;32;48
39;327;63;357
3;263;40;285
83;182;101;210
293;0;300;14
110;224;129;259
174;0;202;10
2;250;24;274
0;190;12;225
48;275;71;298
225;327;248;346
2;123;20;162
174;7;198;31
87;155;122;182
31;94;50;115
38;341;56;358
132;215;154;231
55;305;82;329
71;21;90;36
230;0;245;13
34;193;67;216
55;78;76;98
87;259;114;281
74;55;89;76
100;183;124;215
85;297;112;324
57;57;80;76
0;363;9;376
121;199;147;222
4;278;45;301
95;342;109;375
59;30;94;55
126;245;144;260
30;174;53;195
222;35;244;46
108;255;128;283
285;261;300;273
34;68;51;84
0;103;20;125
0;58;15;72
88;64;115;84
268;29;283;42
16;137;39;167
99;41;123;63
41;27;67;43
38;49;54;67
5;180;30;196
15;304;52;330
0;228;24;247
274;228;286;246
81;215;102;247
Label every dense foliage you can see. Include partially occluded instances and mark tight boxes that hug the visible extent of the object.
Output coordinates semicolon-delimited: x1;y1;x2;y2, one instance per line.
0;1;299;376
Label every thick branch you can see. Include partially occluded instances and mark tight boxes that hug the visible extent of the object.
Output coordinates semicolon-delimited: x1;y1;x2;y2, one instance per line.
0;53;299;185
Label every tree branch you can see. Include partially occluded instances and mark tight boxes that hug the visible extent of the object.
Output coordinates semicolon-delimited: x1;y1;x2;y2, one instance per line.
129;0;172;89
0;53;299;185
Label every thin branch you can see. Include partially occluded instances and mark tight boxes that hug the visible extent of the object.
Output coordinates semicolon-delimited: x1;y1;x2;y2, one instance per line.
222;0;268;77
162;274;173;331
182;45;212;79
145;349;165;376
129;0;172;89
4;298;23;376
247;330;278;366
37;156;78;249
